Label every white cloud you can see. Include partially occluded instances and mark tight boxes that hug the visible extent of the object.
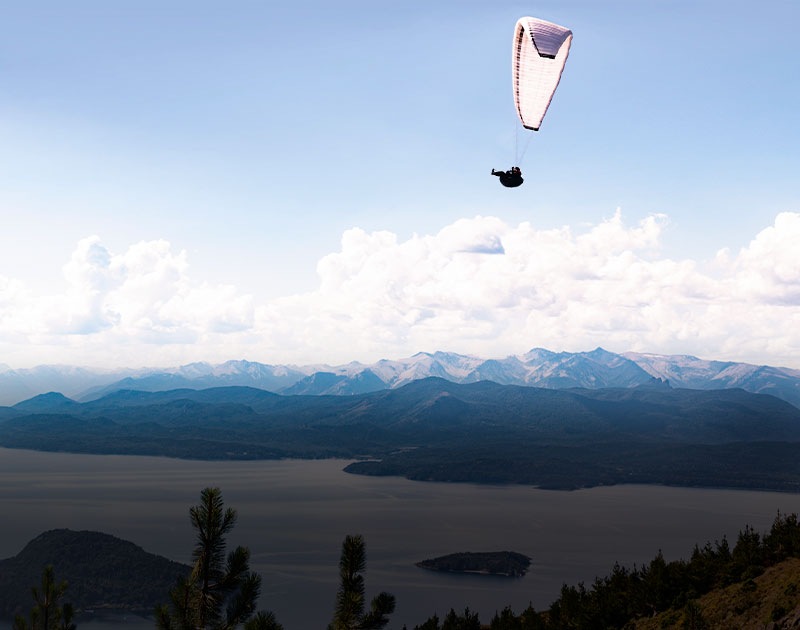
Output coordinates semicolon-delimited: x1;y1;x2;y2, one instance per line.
726;212;800;305
1;211;799;368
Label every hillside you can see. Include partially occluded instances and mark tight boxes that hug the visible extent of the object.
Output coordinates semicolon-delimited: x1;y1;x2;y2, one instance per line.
0;529;189;618
2;379;800;491
632;558;800;629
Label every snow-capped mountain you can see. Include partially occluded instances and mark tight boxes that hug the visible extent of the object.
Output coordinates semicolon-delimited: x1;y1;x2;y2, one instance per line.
624;352;800;406
1;349;799;409
515;347;652;388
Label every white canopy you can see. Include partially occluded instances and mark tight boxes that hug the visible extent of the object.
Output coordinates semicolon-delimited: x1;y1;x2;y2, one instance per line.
512;17;572;131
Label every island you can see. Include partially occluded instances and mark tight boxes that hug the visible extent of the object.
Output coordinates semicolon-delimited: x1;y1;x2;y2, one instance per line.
0;529;189;619
415;551;531;577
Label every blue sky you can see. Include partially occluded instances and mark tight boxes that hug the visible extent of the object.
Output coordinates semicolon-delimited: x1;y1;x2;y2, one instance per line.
1;1;799;368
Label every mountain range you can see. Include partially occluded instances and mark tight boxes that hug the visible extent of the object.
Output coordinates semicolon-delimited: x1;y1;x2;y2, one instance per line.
1;348;799;408
3;378;800;491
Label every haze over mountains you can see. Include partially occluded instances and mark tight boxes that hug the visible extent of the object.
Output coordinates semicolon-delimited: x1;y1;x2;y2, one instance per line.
1;347;799;408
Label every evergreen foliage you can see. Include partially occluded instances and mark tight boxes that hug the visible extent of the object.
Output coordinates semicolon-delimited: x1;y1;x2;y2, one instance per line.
490;605;547;630
442;608;480;630
13;565;76;630
243;611;283;630
407;608;482;630
155;487;280;630
329;535;395;630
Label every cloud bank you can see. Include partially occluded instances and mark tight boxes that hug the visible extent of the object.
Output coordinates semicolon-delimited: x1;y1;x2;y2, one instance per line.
2;211;799;368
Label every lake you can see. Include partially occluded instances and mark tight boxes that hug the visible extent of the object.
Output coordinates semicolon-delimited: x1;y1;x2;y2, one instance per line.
1;447;799;628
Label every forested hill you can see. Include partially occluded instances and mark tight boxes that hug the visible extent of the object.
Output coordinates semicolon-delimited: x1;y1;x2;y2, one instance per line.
7;378;800;442
2;379;800;490
0;529;189;618
633;558;800;629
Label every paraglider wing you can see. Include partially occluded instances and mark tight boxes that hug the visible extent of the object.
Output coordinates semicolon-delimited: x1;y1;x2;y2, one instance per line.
512;17;572;131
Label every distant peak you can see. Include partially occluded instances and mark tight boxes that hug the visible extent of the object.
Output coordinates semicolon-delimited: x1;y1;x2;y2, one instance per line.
521;348;555;359
37;391;73;400
13;391;76;409
637;377;672;389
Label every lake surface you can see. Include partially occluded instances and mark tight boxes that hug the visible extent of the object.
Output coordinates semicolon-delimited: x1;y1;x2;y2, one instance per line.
1;447;800;629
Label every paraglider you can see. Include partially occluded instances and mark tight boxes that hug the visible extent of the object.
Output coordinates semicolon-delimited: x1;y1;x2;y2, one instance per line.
492;17;572;188
491;167;523;188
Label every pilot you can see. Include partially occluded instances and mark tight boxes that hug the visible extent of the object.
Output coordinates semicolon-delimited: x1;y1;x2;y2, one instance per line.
491;166;523;188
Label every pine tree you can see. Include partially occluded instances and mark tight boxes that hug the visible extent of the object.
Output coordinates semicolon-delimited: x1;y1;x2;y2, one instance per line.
13;565;76;630
329;534;395;630
155;487;280;630
243;611;283;630
441;608;480;630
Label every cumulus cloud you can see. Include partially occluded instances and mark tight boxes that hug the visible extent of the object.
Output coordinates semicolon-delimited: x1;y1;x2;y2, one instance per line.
1;211;799;368
0;236;254;364
726;212;800;305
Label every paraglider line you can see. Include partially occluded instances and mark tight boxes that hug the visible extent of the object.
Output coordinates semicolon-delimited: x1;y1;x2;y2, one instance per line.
518;131;535;165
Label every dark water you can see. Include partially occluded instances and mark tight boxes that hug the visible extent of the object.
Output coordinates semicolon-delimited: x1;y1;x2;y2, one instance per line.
1;447;799;629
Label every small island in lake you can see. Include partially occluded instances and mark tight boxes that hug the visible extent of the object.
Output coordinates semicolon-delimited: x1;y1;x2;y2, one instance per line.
416;551;531;577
